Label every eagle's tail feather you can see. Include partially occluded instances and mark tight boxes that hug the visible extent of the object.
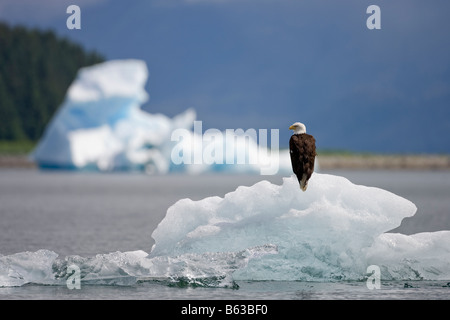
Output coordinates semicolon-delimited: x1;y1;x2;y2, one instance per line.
300;174;308;192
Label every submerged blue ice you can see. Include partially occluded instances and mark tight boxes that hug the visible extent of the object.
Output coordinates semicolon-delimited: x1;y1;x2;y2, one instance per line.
1;173;450;288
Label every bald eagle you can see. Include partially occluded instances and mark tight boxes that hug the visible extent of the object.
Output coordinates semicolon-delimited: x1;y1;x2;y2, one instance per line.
289;122;316;191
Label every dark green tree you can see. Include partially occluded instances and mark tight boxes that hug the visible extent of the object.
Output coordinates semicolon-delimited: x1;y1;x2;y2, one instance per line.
0;22;104;142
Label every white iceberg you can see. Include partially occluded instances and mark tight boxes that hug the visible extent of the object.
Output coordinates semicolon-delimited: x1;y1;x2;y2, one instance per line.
31;59;196;173
150;173;450;281
31;59;290;174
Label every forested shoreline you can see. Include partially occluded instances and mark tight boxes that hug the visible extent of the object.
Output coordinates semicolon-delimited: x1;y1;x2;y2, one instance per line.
0;22;104;142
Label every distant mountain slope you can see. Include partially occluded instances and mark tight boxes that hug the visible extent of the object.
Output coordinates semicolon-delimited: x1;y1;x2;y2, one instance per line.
0;22;104;141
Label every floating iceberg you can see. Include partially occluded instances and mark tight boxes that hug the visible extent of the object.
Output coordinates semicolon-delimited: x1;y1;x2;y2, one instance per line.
2;173;449;288
31;59;288;174
0;245;277;288
31;60;195;173
150;173;450;281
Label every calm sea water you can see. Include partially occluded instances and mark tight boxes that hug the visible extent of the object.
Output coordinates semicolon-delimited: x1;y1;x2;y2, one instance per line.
1;169;450;300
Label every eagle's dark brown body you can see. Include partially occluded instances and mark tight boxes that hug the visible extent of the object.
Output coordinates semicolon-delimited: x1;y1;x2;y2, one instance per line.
289;133;316;191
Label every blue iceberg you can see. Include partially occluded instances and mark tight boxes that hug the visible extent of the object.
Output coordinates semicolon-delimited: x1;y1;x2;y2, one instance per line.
31;59;196;173
31;59;289;174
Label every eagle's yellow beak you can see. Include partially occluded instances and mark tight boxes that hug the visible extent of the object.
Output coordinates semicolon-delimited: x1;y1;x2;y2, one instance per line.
289;125;295;130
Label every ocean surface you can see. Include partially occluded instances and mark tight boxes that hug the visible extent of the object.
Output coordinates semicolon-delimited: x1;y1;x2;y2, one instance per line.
1;168;450;300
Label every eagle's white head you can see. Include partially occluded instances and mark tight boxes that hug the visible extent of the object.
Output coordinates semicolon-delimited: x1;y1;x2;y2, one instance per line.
289;122;306;135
